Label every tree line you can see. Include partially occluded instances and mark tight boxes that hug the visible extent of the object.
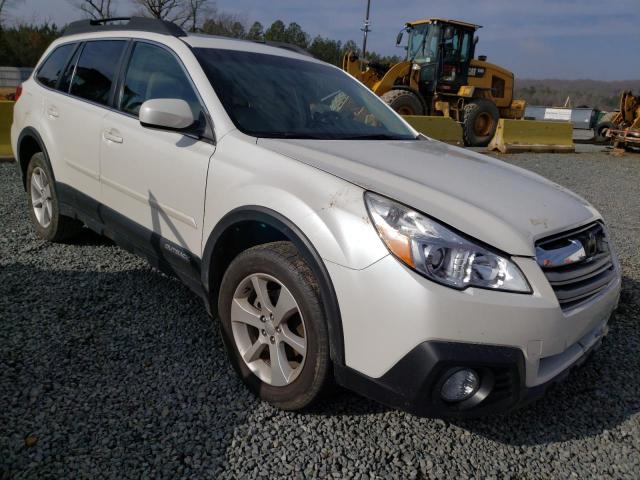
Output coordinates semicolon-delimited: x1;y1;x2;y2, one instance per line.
515;79;640;112
0;0;401;68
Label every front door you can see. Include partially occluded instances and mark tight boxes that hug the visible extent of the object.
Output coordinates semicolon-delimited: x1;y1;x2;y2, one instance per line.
100;41;214;261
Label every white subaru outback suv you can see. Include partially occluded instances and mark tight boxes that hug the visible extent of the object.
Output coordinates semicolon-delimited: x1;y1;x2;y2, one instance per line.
11;17;621;416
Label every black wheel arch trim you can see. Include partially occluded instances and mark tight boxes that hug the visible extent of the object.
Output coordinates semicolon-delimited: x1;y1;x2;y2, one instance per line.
16;126;55;188
202;206;345;366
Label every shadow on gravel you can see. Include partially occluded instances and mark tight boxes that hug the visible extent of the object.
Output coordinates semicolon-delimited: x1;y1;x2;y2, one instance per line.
64;227;114;247
0;262;251;477
454;275;640;445
306;387;393;417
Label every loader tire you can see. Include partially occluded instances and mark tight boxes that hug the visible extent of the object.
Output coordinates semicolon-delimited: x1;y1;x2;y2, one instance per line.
462;99;499;147
381;89;424;116
594;112;619;143
594;121;615;143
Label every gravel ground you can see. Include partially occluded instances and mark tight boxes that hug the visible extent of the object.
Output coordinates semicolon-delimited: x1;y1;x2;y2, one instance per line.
1;146;639;479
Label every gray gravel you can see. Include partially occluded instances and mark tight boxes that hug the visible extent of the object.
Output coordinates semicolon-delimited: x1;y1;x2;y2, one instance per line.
1;147;640;479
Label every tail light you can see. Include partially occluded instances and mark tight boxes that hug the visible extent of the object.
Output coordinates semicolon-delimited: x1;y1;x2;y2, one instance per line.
15;84;23;101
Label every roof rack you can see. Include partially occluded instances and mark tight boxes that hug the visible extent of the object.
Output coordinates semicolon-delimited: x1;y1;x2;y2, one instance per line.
259;40;313;58
63;17;187;37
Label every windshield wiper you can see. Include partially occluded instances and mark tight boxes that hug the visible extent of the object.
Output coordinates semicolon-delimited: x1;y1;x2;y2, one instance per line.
336;134;417;140
257;132;417;141
258;132;327;139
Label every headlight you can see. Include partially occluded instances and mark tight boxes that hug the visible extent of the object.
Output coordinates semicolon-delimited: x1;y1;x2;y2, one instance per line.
364;192;531;293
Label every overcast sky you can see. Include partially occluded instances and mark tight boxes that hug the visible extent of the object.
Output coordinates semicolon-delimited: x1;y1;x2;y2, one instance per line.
6;0;639;80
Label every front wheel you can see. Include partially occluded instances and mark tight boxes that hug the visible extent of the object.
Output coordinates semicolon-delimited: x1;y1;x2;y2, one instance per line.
218;241;331;411
381;89;425;116
462;99;500;147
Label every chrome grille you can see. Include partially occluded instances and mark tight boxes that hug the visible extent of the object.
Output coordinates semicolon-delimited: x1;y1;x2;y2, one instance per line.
536;222;616;310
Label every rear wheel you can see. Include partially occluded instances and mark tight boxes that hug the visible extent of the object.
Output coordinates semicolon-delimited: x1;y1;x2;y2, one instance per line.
26;152;82;241
218;241;331;411
381;89;424;116
462;99;499;147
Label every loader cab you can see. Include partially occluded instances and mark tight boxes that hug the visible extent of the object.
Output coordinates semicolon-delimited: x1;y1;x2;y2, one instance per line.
402;19;478;96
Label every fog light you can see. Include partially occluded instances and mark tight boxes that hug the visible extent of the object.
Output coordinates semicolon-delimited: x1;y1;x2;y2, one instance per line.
440;369;479;402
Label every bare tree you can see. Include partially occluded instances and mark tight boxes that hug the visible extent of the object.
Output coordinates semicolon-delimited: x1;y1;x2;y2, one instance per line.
133;0;212;30
69;0;117;20
132;0;185;23
202;12;245;38
183;0;211;32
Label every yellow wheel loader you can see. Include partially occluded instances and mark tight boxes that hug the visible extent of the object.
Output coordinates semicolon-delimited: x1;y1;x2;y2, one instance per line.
599;91;640;150
342;18;525;147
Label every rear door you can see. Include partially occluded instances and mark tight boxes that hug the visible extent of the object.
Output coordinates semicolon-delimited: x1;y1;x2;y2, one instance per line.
100;40;214;259
35;42;78;181
45;40;128;201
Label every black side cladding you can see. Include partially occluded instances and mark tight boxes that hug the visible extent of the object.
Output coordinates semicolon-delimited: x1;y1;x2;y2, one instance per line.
56;183;205;300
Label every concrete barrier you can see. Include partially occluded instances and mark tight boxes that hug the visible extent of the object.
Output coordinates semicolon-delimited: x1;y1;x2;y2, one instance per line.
402;115;463;145
0;101;14;159
488;119;575;153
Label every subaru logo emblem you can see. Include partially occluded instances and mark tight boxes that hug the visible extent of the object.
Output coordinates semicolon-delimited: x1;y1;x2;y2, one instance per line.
583;231;598;258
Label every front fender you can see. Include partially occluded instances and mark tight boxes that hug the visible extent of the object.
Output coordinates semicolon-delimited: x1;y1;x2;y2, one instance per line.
201;132;388;270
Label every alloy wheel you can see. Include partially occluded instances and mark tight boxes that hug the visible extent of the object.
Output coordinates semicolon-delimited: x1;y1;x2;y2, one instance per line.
30;167;53;228
230;273;307;387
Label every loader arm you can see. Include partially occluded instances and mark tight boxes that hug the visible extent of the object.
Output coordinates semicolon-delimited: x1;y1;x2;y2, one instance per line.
341;52;385;90
371;61;413;96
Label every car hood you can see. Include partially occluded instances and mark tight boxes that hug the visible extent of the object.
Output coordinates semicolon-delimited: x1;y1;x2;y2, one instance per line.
257;137;600;256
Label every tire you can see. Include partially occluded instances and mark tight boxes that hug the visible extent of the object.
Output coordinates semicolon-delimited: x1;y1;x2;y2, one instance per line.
26;152;82;241
462;99;500;147
381;89;425;116
218;241;331;411
594;121;615;143
594;112;619;143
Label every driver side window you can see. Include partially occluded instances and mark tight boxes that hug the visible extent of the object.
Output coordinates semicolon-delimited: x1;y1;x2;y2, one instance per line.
119;42;202;119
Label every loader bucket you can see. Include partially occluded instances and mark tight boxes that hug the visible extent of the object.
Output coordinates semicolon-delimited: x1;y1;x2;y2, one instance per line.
402;115;463;145
0;101;15;158
488;119;574;153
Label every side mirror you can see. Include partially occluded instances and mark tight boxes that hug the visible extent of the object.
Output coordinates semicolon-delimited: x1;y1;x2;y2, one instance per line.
139;98;195;131
396;31;404;46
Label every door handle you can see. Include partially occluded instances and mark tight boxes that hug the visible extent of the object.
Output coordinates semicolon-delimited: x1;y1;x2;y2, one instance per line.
103;129;123;144
46;106;59;118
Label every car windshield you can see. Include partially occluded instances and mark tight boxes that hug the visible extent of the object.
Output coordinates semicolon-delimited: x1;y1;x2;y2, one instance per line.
194;48;417;140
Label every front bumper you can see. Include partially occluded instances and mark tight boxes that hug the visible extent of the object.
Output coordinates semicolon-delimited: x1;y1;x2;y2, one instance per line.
334;321;609;417
327;249;620;416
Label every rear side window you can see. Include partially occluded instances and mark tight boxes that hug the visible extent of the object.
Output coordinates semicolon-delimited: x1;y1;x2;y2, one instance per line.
58;46;82;93
70;40;126;106
36;44;75;89
120;42;202;118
